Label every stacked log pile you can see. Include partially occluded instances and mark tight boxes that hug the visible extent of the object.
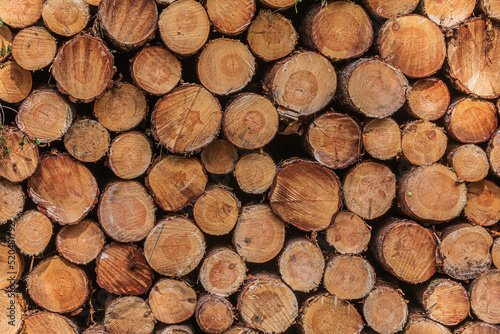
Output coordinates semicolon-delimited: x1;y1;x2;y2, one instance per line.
1;0;500;333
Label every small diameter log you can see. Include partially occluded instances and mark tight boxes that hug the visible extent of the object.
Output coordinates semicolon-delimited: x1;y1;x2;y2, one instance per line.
259;0;294;10
325;211;371;254
27;256;89;313
223;326;259;334
397;163;467;222
363;118;401;160
42;0;89;37
98;0;157;51
151;84;222;154
448;18;500;99
373;218;437;283
196;294;234;333
199;247;246;297
0;179;24;225
83;323;109;334
149;278;197;325
465;180;500;226
363;281;408;334
86;0;101;5
98;181;156;242
234;152;276;194
481;0;500;21
489;129;500;177
13;210;53;256
406;77;450;121
494;238;500;269
404;311;452;334
401;120;448;166
157;325;194;334
324;255;375;300
437;223;493;280
470;270;500;324
193;187;240;236
0;24;13;63
64;119;110;163
455;322;500;334
379;15;445;78
198;39;255;95
338;58;408;118
23;312;78;334
238;274;298;333
301;293;364;334
0;243;24;289
269;159;342;231
144;216;205;276
206;0;255;36
0;61;32;103
104;296;156;334
51;33;115;102
200;139;239;175
146;155;207;211
423;0;475;28
343;161;396;220
158;0;210;57
0;126;39;182
131;46;181;96
363;0;419;19
56;219;105;265
265;51;336;116
448;144;489;182
223;93;279;150
233;204;285;263
108;132;152;180
306;112;362;169
12;26;57;70
247;10;297;62
0;290;23;334
278;238;325;293
416;278;470;326
0;0;43;28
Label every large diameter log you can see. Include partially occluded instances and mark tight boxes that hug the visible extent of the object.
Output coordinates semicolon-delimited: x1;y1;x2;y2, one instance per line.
23;312;79;334
200;139;238;175
56;219;105;264
325;211;371;255
0;60;32;103
234;152;276;194
27;152;99;225
51;34;115;102
269;159;342;231
324;255;375;300
0;0;43;28
104;296;156;334
0;243;24;289
465;180;500;226
404;311;452;334
406;77;450;121
193;187;240;236
455;322;500;334
401;120;448;166
0;290;24;334
13;210;53;256
379;15;446;78
64;119;110;163
422;0;475;29
470;270;500;324
108;132;152;180
362;0;419;19
0;126;39;182
149;278;197;324
12;26;57;70
447;144;489;182
196;294;234;333
42;0;89;37
206;0;255;36
0;179;24;225
362;118;401;160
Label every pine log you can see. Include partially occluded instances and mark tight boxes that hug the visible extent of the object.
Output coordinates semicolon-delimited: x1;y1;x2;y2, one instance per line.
379;15;445;78
233;204;285;263
13;210;53;256
108;132;152;180
104;296;156;334
401;120;448;166
83;323;109;334
404;311;452;334
56;219;105;265
199;247;247;297
247;10;297;62
265;51;336;116
198;39;255;95
464;180;500;226
12;26;56;70
0;24;13;63
157;325;194;334
0;243;24;289
23;312;79;334
488;129;500;177
269;159;342;231
422;0;475;28
455;322;500;334
494;238;500;270
447;144;489;182
301;293;364;334
223;93;279;150
146;155;207;211
200;139;238;175
470;270;500;324
306;112;362;169
325;211;371;255
0;179;24;225
158;0;210;57
259;0;294;10
17;88;74;144
0;0;43;28
372;218;437;283
362;0;419;19
237;274;298;333
362;118;401;160
0;60;32;103
206;0;255;36
42;0;89;37
196;294;234;333
234;152;276;194
144;216;205;276
98;0;157;51
223;326;259;334
0;290;23;334
481;0;500;21
151;84;222;154
85;0;101;5
149;278;197;324
397;163;467;222
278;238;324;293
343;161;396;220
64;119;110;163
0;126;39;182
193;186;240;236
406;77;450;121
27;256;89;313
324;255;375;300
51;33;115;102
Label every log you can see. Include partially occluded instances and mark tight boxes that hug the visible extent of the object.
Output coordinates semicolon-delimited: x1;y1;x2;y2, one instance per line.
0;0;43;28
0;126;39;182
27;152;99;225
0;290;23;334
406;77;450;121
259;0;294;10
200;139;238;175
481;0;500;21
206;0;255;36
362;0;419;19
108;131;152;180
85;0;101;5
422;0;475;28
56;219;105;265
197;38;255;95
455;322;500;334
234;152;276;194
464;180;500;226
324;255;375;300
42;0;89;37
104;296;156;334
83;324;108;334
0;24;12;63
278;238;324;293
0;243;24;289
0;60;32;103
13;210;53;256
362;118;401;160
470;270;500;324
158;0;210;57
404;311;452;334
488;129;500;177
379;15;446;78
157;325;194;334
12;26;57;70
247;10;297;62
233;204;285;263
325;211;371;255
0;179;24;225
23;312;79;334
401;120;448;166
149;278;197;325
64;119;110;163
493;238;500;270
196;294;234;333
144;216;205;276
447;144;489;182
223;326;259;334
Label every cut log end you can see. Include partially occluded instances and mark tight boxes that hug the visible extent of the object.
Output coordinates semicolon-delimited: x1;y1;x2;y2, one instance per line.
404;311;452;334
470;270;500;324
0;0;43;28
362;118;401;160
0;179;24;225
0;60;32;103
325;211;371;254
234;152;276;194
401;120;448;166
23;312;79;334
363;0;419;19
56;219;105;265
406;77;450;121
200;139;238;175
64;119;110;163
12;26;57;70
108;132;152;180
0;126;39;182
149;278;197;325
423;0;475;28
196;294;234;333
448;144;489;183
104;296;156;334
193;187;240;236
206;0;255;36
0;243;24;289
14;210;53;256
42;0;89;37
324;255;375;300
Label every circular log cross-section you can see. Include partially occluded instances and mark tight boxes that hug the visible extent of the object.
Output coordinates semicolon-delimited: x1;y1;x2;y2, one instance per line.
104;296;156;334
42;0;89;37
149;278;197;325
206;0;255;36
269;159;342;231
465;180;500;226
324;255;375;300
379;15;445;78
363;0;419;19
14;210;53;256
108;132;152;180
260;0;294;10
0;126;39;182
200;139;238;175
193;187;240;236
325;211;371;255
362;118;401;160
407;77;450;121
404;312;452;334
0;243;24;289
423;0;475;29
56;219;106;265
455;322;500;334
0;179;24;225
64;119;110;163
27;256;89;313
448;145;489;182
489;129;500;177
0;0;43;28
12;26;57;70
23;312;79;334
196;294;234;333
234;152;276;194
51;34;115;102
156;326;194;334
401;120;448;166
0;61;32;103
470;270;500;324
27;152;99;225
0;290;23;334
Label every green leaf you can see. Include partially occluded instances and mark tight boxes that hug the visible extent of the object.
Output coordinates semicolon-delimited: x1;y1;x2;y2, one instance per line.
19;135;25;146
6;45;10;56
34;138;40;146
0;18;3;28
